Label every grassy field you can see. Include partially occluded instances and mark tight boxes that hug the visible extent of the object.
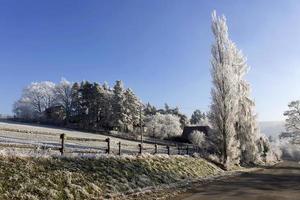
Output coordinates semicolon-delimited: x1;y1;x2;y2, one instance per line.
0;154;222;200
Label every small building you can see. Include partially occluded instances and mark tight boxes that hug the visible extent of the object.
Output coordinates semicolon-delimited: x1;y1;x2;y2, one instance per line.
182;125;211;142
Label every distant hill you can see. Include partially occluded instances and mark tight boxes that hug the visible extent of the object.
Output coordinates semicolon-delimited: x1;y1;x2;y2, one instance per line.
259;121;285;138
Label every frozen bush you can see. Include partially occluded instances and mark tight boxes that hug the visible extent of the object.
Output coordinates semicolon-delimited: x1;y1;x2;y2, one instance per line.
189;130;206;148
145;113;182;139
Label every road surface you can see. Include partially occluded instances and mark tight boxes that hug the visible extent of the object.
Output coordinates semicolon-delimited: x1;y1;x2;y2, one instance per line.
175;161;300;200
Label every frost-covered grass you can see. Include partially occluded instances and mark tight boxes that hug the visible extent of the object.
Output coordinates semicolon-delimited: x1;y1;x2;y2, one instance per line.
0;121;170;155
0;154;222;199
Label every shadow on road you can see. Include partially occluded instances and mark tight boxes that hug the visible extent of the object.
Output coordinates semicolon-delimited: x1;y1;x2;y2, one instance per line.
175;161;300;200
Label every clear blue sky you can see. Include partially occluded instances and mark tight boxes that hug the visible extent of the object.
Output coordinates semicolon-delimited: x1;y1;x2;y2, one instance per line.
0;0;299;121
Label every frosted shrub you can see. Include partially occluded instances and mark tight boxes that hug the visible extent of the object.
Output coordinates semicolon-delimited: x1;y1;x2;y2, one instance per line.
145;113;182;139
280;142;300;161
257;136;281;163
189;130;206;148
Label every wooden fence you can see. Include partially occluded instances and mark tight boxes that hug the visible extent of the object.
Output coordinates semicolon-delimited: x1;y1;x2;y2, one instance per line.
0;133;200;156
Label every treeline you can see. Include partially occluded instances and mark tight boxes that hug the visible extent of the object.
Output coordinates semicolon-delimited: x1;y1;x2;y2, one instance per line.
13;79;202;137
14;79;142;132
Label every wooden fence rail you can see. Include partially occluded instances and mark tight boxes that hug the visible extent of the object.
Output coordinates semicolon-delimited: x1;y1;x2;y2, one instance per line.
0;133;199;156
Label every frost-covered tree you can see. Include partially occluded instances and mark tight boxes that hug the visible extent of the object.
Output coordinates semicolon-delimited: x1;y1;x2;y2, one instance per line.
236;81;261;164
158;104;188;128
54;78;73;122
68;81;113;129
69;82;81;121
144;103;157;116
14;81;56;119
79;81;95;128
99;83;113;129
210;11;264;167
257;136;280;163
13;99;35;119
209;11;241;168
111;80;127;131
145;113;182;139
123;88;143;132
90;83;104;129
280;100;300;144
190;109;206;125
232;38;261;164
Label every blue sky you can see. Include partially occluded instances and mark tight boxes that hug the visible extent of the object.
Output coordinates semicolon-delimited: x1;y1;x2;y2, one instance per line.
0;0;299;121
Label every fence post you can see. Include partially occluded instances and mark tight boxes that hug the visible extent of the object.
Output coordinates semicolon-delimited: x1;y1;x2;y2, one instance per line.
106;138;110;154
138;144;142;154
59;133;65;156
178;145;180;155
154;144;158;154
118;141;121;156
186;145;189;155
167;145;170;155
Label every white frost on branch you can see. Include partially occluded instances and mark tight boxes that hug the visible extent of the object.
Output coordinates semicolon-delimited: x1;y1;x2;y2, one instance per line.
209;10;240;168
189;130;207;148
145;113;182;139
14;81;56;118
54;78;73;121
281;100;300;144
209;10;272;167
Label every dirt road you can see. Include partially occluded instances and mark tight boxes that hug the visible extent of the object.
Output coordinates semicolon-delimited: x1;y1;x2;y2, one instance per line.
174;161;300;200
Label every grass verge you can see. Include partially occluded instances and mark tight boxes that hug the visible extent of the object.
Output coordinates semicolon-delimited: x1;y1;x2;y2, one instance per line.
0;154;222;199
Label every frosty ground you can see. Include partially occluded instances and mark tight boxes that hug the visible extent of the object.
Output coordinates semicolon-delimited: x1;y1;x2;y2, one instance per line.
0;121;242;199
0;121;174;155
0;121;225;199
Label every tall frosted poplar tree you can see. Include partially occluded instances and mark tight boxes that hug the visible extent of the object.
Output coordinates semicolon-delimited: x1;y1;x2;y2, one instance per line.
234;49;260;164
210;11;262;168
210;11;240;168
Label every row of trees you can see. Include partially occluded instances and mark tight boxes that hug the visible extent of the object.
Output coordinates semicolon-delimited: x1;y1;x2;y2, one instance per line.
14;79;142;132
14;79;205;139
209;11;275;169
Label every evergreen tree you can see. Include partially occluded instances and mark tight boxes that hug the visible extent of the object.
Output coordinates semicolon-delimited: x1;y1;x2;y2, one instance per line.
101;83;113;129
112;80;127;131
144;103;157;116
281;100;300;143
123;88;142;132
79;81;94;128
70;82;81;122
190;109;206;125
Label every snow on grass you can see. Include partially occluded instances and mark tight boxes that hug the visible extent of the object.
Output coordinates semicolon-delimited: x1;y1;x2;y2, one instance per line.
0;154;222;200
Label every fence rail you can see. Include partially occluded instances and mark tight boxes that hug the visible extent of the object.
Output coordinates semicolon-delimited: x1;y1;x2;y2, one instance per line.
0;133;199;156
